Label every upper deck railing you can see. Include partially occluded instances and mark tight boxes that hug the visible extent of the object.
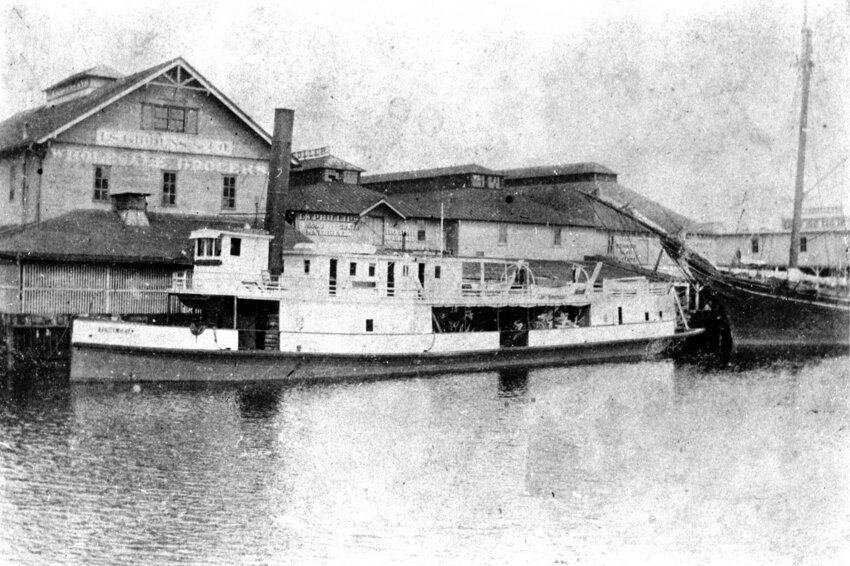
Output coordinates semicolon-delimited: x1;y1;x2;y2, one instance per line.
170;269;669;306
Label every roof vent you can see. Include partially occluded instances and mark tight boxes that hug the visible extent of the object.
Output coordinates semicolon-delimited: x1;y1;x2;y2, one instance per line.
44;65;123;104
110;191;150;227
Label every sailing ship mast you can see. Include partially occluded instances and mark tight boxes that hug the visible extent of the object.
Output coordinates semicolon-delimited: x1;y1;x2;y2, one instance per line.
789;8;813;267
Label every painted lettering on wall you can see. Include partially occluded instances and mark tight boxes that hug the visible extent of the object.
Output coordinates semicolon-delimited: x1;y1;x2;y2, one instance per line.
296;213;357;238
50;146;268;177
96;129;233;156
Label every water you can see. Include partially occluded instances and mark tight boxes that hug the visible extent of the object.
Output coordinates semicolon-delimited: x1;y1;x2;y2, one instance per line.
1;355;848;565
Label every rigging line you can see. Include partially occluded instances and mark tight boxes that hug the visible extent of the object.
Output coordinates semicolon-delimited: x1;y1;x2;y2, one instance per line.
804;156;847;198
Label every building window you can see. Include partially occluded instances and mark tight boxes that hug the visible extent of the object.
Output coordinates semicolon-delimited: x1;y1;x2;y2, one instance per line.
93;165;110;202
368;263;376;277
417;220;426;242
553;226;562;246
142;103;198;134
9;164;16;201
365;319;374;332
350;262;357;276
434;265;441;279
498;224;508;245
751;236;759;254
799;236;807;253
196;237;221;257
304;259;311;274
230;237;241;256
471;174;485;188
162;171;177;206
222;175;236;209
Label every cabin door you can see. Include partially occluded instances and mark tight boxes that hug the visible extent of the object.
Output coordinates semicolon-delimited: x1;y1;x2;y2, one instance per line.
387;262;395;297
329;258;337;296
236;299;279;351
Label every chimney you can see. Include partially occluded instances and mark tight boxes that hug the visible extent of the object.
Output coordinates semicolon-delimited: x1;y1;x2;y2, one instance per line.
264;109;294;276
111;191;150;227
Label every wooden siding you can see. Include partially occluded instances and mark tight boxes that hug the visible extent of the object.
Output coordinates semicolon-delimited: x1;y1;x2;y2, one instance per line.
18;262;180;315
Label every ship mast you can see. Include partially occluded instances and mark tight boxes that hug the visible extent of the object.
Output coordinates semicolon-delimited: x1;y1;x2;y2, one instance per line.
789;9;813;267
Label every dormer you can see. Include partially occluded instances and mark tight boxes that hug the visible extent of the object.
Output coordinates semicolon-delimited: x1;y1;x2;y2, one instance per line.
44;65;123;104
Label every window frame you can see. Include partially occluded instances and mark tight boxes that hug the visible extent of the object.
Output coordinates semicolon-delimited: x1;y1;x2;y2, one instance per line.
230;237;241;256
222;175;236;210
93;165;111;202
553;226;562;247
751;236;759;254
498;224;508;245
142;103;198;134
161;170;177;206
799;236;807;253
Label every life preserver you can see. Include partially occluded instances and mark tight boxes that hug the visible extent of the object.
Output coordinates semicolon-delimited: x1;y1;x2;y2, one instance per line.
190;322;206;336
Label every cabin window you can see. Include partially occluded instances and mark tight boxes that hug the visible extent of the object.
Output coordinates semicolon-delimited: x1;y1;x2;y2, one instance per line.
368;263;376;277
751;236;759;254
799;236;807;253
417;220;426;242
162;171;177;206
498;224;508;245
471;174;485;188
222;175;236;209
93;165;110;202
645;312;650;321
304;259;311;274
434;265;441;279
553;226;562;246
142;103;198;134
230;237;241;256
349;262;357;276
365;319;374;332
196;237;221;257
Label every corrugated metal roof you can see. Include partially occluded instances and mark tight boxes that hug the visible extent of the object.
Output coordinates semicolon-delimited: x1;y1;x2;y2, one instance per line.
294;154;365;172
0;57;275;157
361;163;500;184
501;162;617;179
0;210;310;264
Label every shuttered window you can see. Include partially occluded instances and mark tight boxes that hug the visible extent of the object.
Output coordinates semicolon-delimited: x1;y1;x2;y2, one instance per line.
141;103;198;134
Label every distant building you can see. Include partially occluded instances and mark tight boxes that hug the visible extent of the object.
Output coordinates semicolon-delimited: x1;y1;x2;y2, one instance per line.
290;147;364;187
362;164;503;195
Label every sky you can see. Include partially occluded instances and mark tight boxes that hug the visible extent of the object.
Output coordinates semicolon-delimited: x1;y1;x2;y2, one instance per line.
1;0;848;231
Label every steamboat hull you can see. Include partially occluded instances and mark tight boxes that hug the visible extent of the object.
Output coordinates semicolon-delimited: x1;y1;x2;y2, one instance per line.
70;331;699;383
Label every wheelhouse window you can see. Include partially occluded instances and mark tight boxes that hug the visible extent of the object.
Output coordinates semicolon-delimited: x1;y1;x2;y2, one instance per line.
196;237;222;257
230;237;241;256
162;171;177;206
142;103;198;134
304;259;311;274
434;265;441;279
417;220;426;242
799;236;807;253
365;319;374;332
751;236;759;254
93;165;110;202
349;262;357;276
498;224;508;245
368;263;376;277
222;175;236;209
553;226;562;246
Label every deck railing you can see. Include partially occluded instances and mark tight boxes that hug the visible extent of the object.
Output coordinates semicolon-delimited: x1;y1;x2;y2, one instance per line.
171;270;670;305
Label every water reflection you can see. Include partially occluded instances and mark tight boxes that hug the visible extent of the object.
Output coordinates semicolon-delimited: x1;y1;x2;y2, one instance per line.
497;368;528;398
1;356;848;564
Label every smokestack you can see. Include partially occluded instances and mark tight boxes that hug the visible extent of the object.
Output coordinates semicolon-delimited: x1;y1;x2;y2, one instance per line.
264;108;294;276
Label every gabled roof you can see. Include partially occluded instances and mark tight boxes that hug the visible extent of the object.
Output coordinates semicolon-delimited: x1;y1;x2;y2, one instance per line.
501;162;617;179
0;57;273;156
285;182;404;217
361;164;500;185
0;210;310;264
294;153;365;173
